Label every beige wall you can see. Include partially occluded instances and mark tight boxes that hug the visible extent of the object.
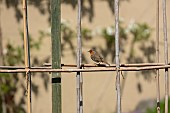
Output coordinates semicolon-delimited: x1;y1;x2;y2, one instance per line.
1;0;170;113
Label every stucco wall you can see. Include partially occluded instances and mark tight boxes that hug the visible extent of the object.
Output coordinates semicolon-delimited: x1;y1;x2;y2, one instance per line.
1;0;170;113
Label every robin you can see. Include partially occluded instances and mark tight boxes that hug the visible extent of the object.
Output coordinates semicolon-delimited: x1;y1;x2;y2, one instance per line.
88;49;110;66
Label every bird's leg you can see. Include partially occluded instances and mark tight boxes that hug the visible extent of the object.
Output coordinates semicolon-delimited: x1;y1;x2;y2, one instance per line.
94;62;98;66
120;71;125;79
94;62;101;66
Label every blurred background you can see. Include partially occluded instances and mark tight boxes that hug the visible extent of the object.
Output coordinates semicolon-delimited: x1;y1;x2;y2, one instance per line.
0;0;170;113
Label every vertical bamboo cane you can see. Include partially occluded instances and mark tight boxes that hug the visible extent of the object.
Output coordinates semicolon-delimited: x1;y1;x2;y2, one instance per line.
0;9;3;65
114;0;121;113
22;0;32;113
51;0;61;113
0;8;6;113
76;0;83;113
156;0;160;113
162;0;169;112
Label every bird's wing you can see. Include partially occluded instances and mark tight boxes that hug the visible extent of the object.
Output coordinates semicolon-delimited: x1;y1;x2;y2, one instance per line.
94;51;104;61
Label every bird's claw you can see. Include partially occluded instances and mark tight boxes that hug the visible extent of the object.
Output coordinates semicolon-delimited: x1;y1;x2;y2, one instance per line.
94;63;99;66
121;71;125;79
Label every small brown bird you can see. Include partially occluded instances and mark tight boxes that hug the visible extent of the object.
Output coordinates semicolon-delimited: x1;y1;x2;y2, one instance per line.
88;49;110;66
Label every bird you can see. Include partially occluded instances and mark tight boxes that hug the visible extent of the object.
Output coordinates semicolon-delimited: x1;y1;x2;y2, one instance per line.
88;49;110;66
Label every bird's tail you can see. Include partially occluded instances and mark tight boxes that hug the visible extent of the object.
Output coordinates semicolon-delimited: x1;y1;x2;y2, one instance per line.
103;61;110;66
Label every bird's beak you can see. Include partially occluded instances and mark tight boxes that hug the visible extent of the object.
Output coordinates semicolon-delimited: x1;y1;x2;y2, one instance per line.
87;50;90;52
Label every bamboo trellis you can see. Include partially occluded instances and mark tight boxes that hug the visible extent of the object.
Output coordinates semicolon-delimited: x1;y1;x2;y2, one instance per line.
0;0;169;113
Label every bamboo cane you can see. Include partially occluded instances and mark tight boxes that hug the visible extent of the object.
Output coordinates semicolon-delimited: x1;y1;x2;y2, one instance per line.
114;0;121;112
162;0;169;112
2;65;170;73
76;0;83;113
156;0;160;112
22;0;32;113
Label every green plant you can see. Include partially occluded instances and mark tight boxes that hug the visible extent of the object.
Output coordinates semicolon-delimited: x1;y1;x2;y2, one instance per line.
146;99;170;113
0;31;49;113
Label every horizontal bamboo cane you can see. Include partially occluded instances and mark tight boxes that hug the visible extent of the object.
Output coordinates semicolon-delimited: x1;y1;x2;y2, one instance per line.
1;65;170;73
0;63;170;69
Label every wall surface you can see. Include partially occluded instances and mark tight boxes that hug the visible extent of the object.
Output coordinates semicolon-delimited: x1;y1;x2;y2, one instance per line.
1;0;170;113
